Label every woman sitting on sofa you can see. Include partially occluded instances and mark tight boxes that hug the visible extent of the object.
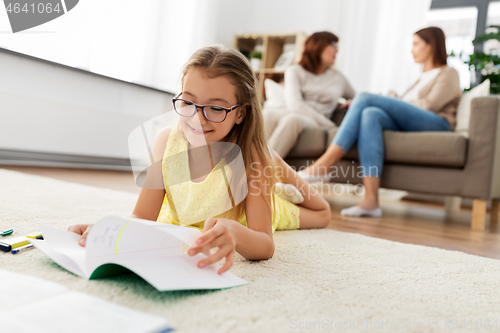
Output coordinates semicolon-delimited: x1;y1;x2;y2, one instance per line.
264;31;355;158
299;26;462;218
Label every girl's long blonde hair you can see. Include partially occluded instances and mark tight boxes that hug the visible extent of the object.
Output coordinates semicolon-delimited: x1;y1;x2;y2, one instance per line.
180;46;278;222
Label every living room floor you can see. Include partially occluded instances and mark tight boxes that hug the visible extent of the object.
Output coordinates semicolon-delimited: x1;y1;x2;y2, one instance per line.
3;165;500;260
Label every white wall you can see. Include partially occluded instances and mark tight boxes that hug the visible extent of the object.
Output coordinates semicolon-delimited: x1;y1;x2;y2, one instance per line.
208;0;430;95
0;51;173;169
0;0;430;95
0;0;431;169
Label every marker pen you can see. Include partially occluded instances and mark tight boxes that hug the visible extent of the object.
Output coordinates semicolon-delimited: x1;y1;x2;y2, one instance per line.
1;229;13;237
0;236;30;252
11;244;34;254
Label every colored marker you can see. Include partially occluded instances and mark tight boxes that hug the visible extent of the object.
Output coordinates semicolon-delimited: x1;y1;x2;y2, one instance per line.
26;231;42;239
0;236;30;252
11;244;34;254
1;229;13;237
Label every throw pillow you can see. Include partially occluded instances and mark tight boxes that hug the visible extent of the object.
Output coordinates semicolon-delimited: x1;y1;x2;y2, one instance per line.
263;79;287;111
455;79;490;135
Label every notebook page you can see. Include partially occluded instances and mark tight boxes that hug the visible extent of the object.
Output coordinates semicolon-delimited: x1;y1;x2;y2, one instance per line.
85;216;184;274
151;222;201;248
0;291;173;333
86;217;248;290
0;269;68;313
134;219;214;257
115;219;247;290
109;254;249;291
28;226;87;277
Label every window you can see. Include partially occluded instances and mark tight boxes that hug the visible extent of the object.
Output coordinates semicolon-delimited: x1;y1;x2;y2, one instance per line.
485;1;500;55
426;7;478;89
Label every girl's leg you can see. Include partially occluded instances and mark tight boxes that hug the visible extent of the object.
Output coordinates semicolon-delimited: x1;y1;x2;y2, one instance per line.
273;151;331;229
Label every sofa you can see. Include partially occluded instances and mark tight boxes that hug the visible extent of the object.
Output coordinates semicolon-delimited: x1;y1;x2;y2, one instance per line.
283;95;500;231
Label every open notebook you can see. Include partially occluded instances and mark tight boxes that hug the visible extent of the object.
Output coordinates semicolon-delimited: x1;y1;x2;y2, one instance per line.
29;216;248;291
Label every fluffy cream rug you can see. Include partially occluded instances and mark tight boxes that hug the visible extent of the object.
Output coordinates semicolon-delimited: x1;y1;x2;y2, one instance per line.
1;168;499;333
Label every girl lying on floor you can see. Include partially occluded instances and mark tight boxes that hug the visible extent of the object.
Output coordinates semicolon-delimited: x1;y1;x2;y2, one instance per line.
69;46;331;274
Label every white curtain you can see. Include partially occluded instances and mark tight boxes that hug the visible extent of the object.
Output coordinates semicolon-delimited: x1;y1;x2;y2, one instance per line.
208;0;432;95
327;0;432;95
0;0;431;95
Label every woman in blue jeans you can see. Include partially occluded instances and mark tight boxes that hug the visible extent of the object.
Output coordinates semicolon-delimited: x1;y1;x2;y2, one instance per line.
299;27;462;217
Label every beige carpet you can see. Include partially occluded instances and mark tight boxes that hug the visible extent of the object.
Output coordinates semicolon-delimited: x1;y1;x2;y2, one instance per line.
1;168;499;333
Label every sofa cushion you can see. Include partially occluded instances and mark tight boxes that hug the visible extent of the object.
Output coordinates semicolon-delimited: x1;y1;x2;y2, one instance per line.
288;127;468;167
455;79;490;136
288;126;327;158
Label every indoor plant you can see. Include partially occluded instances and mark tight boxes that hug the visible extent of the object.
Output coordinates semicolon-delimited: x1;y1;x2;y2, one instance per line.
249;50;262;72
461;25;500;93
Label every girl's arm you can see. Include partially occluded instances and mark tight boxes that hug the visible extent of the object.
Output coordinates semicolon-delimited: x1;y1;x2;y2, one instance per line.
188;146;276;274
131;127;172;220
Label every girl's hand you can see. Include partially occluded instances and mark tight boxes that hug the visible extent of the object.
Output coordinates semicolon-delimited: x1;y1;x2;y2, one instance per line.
188;218;237;275
68;224;93;247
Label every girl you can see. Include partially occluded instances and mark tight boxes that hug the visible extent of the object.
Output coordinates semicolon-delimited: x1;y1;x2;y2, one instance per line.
299;27;462;218
69;46;331;275
264;31;355;158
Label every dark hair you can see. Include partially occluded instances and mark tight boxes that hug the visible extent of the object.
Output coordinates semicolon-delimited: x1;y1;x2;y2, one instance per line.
415;27;447;66
299;31;339;73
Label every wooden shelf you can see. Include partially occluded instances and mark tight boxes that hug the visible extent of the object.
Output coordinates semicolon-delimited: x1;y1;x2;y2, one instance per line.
254;69;286;74
234;32;306;100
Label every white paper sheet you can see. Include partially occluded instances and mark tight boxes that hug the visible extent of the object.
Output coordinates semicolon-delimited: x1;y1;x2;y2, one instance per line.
0;291;172;333
28;226;87;277
0;269;173;333
0;269;68;313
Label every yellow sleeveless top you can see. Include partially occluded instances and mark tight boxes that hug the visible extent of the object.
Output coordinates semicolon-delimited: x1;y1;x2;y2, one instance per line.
156;126;300;232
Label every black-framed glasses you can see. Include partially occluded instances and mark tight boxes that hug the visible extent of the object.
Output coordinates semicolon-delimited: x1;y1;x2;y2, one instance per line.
172;93;241;123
